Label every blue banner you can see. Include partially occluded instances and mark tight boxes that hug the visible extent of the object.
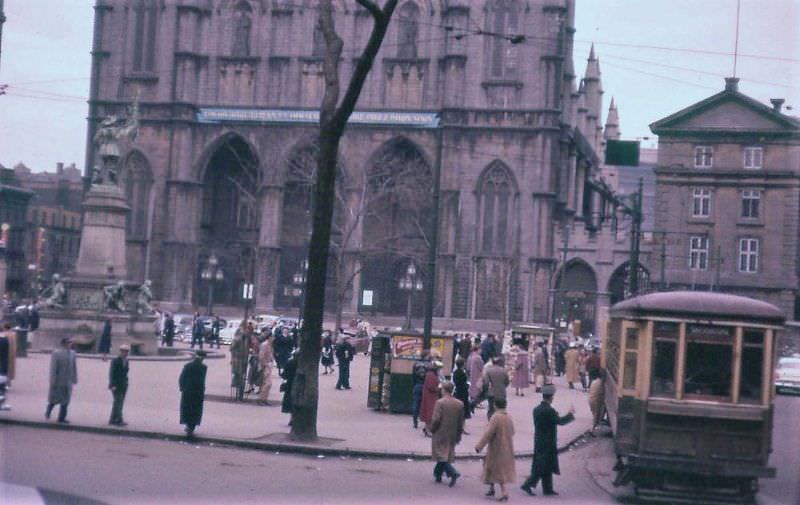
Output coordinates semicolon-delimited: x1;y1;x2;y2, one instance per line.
197;108;439;128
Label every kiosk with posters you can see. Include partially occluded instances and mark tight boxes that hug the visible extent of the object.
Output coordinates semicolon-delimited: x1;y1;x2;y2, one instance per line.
366;331;454;413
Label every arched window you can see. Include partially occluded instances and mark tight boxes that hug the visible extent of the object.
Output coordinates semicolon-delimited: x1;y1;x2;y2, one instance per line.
231;1;252;57
122;151;153;240
396;2;420;58
132;0;157;72
488;0;520;78
478;161;515;254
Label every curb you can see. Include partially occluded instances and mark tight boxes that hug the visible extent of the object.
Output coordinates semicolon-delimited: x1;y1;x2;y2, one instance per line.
27;349;226;362
0;417;591;461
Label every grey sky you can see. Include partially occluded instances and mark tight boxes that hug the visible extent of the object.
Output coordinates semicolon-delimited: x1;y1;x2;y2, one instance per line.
0;0;797;172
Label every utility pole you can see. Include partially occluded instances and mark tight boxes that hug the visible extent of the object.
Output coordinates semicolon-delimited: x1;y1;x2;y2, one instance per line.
713;245;722;292
423;122;444;351
628;178;643;297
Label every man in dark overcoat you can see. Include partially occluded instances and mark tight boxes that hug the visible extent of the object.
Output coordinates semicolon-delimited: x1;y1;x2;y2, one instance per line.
46;337;78;423
334;336;354;390
179;350;207;436
108;344;130;425
521;384;575;496
163;313;175;347
190;312;204;349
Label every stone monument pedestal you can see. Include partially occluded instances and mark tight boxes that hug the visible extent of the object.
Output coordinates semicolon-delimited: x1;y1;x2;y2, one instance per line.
36;309;157;354
75;183;129;279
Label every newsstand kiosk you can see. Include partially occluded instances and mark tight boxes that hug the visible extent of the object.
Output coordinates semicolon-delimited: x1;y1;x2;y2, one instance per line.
367;331;454;413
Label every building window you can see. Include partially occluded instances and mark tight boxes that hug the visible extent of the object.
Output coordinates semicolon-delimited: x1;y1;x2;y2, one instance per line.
478;161;515;254
738;238;759;273
741;190;760;219
488;0;521;78
689;236;708;271
691;187;711;217
396;2;420;58
694;146;713;168
743;146;763;169
132;0;157;72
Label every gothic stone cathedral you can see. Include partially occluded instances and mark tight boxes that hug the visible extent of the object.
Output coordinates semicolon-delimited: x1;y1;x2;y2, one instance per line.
87;0;614;332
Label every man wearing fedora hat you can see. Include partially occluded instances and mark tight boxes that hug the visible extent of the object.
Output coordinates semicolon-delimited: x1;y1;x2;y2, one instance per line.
179;350;208;437
521;384;575;497
108;344;130;426
46;336;78;423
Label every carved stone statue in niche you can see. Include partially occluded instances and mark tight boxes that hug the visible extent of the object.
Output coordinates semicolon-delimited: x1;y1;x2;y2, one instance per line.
232;8;252;57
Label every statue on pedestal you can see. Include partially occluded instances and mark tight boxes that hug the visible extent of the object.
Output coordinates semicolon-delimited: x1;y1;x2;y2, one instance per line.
40;274;67;310
103;281;127;312
136;280;154;315
92;95;140;186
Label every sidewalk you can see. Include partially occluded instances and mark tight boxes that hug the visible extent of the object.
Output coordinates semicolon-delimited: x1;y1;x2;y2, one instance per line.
0;346;593;459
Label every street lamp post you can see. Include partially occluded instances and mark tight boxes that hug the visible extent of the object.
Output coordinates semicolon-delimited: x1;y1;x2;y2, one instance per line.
293;258;308;326
398;261;423;331
201;254;224;316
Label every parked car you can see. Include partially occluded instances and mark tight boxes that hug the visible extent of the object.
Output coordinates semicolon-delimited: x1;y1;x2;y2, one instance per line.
255;314;281;332
775;356;800;394
340;329;371;355
173;313;194;342
219;319;243;345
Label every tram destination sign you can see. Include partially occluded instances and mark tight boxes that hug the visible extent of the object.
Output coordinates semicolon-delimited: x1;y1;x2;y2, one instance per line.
197;107;440;128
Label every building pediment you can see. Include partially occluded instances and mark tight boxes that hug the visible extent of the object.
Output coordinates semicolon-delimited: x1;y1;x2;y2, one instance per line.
650;86;800;136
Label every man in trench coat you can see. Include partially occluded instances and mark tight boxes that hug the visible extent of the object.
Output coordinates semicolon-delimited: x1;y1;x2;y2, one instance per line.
521;384;575;496
46;337;78;423
430;381;464;487
179;350;207;436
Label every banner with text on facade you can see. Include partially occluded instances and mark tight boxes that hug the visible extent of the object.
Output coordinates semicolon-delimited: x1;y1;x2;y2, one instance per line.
197;108;440;129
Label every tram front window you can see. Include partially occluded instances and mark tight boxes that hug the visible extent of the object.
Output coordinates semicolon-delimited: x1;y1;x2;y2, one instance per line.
651;322;678;396
684;325;733;399
739;329;764;403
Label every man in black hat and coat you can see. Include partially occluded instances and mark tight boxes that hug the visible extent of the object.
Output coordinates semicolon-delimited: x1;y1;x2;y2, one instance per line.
179;350;207;436
521;384;575;496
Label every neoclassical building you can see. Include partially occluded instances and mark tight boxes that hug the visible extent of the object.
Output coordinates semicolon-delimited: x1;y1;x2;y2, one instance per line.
86;0;621;332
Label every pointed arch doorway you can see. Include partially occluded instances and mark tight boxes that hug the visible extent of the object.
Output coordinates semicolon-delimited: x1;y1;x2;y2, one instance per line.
197;135;260;310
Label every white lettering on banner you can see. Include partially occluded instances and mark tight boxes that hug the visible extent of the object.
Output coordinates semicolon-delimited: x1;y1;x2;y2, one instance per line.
197;108;439;128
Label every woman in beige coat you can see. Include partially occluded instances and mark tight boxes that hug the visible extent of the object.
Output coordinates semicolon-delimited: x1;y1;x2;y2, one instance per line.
475;397;516;501
564;344;580;389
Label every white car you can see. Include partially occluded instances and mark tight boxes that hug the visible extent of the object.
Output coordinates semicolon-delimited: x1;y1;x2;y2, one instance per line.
255;314;280;331
219;319;243;345
775;356;800;394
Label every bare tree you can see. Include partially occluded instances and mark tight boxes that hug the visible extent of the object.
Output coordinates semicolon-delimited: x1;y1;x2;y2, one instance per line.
290;0;399;441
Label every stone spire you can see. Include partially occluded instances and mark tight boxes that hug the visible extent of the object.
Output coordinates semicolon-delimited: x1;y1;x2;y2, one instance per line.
604;97;620;141
582;44;604;152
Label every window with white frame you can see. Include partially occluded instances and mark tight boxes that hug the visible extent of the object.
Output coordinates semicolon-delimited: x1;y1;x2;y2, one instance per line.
691;188;712;217
694;146;713;168
741;189;760;219
739;238;759;273
743;147;763;169
689;236;709;270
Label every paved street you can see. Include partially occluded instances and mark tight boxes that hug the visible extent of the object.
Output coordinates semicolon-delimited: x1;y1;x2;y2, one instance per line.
761;394;800;505
1;425;613;505
0;347;592;457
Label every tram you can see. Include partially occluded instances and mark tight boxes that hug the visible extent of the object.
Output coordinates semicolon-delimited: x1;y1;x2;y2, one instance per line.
604;291;784;504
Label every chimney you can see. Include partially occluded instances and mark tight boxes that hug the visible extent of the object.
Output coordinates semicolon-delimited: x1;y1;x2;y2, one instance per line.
56;162;63;174
724;77;739;92
770;98;785;113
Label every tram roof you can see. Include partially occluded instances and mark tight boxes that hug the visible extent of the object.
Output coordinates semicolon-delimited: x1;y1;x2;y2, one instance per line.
610;291;785;324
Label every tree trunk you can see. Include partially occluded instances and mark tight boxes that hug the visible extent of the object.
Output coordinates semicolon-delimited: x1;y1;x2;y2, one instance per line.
289;0;398;442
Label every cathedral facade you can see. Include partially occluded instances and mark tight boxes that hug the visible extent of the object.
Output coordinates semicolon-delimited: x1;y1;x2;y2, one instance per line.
87;0;614;331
